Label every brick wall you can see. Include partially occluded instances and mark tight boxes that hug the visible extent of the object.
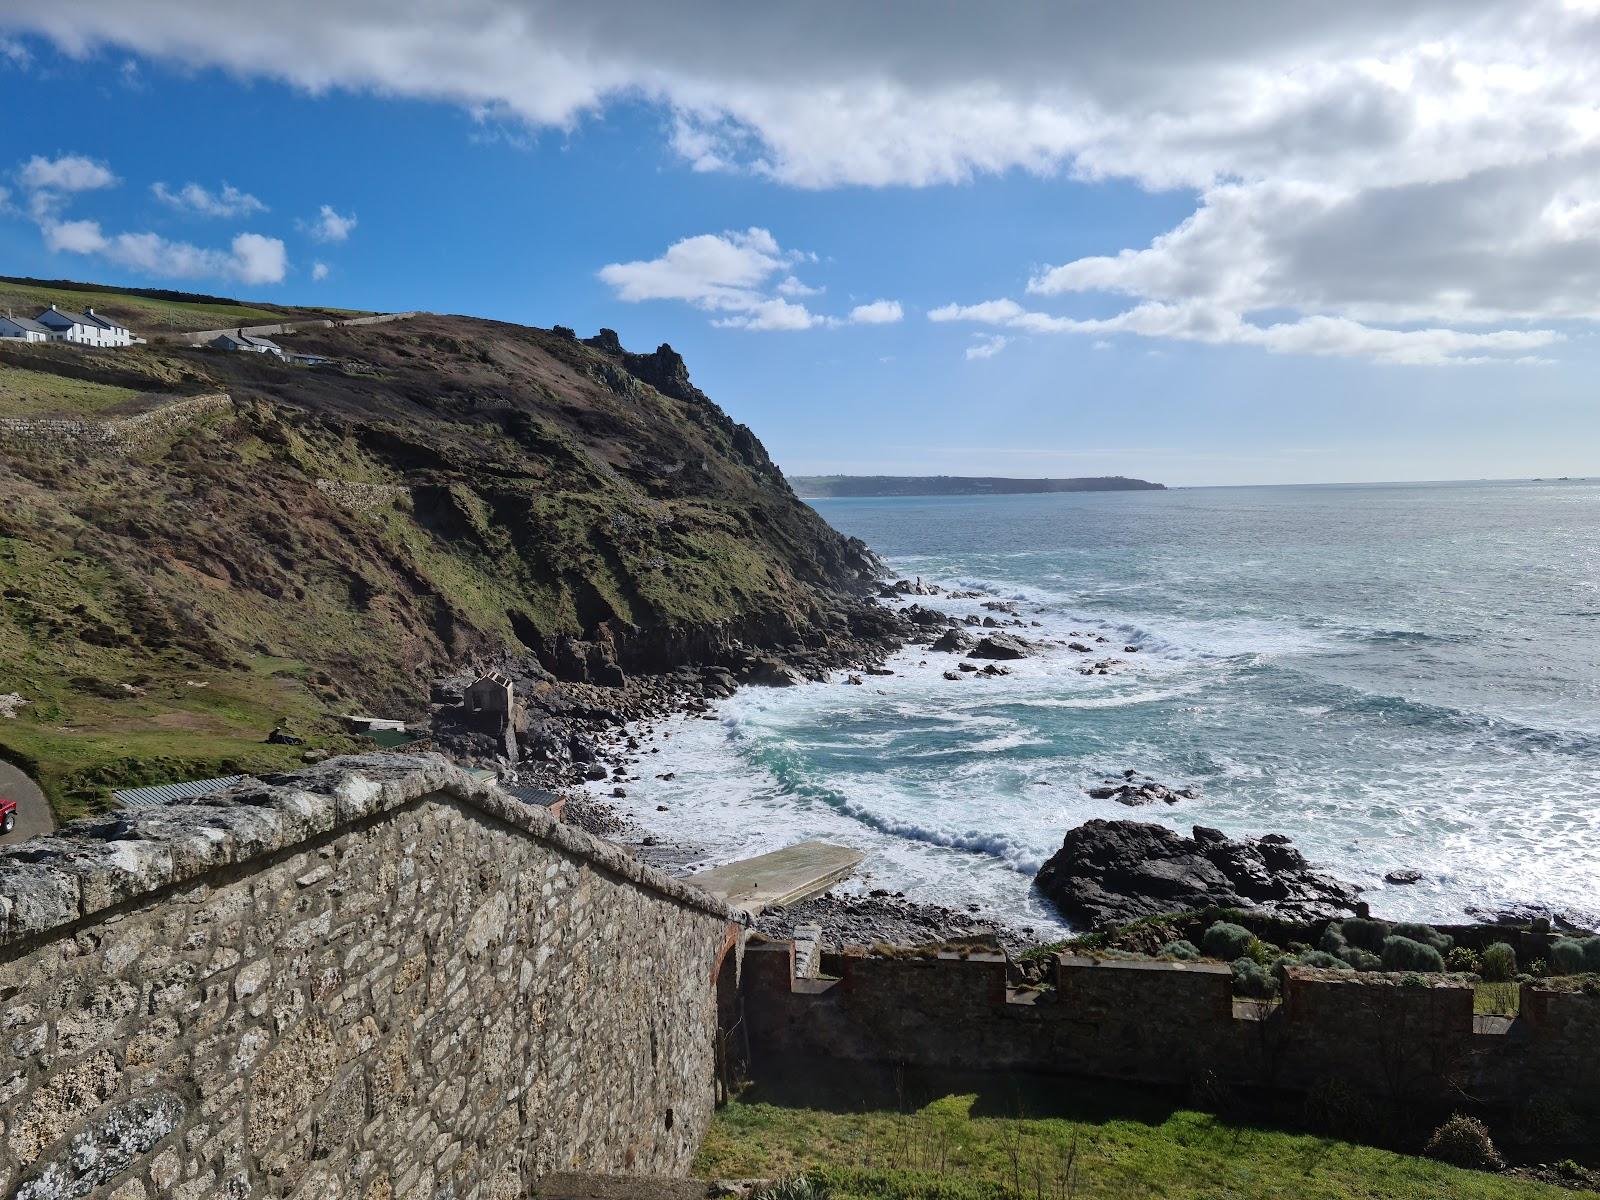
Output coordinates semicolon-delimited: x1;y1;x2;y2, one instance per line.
0;755;742;1199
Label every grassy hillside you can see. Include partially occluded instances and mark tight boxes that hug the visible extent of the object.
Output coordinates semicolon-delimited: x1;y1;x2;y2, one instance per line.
701;1094;1597;1200
0;276;368;336
0;313;872;817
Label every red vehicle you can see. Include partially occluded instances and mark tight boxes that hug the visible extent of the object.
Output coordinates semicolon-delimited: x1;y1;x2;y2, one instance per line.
1;795;15;834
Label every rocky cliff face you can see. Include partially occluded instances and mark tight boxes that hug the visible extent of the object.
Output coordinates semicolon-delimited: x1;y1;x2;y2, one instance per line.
0;315;881;813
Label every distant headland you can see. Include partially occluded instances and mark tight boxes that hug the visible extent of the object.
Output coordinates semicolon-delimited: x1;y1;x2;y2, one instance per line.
790;474;1167;497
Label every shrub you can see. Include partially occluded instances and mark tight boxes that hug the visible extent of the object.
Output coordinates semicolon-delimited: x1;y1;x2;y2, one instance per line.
1424;1114;1505;1171
1303;1078;1378;1141
1340;917;1391;953
1587;938;1600;973
1231;956;1277;998
1202;921;1256;961
1400;972;1428;989
1550;938;1589;975
1381;935;1445;973
1339;947;1383;972
1393;921;1453;953
1480;942;1517;982
754;1177;830;1200
1295;949;1349;970
1274;949;1349;989
1446;946;1481;974
1160;939;1200;961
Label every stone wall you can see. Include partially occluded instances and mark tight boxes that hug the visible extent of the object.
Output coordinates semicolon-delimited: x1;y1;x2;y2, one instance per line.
159;313;422;347
745;944;1600;1123
0;755;743;1199
0;393;232;454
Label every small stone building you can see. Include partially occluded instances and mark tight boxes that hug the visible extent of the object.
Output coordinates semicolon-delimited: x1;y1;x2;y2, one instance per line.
465;671;513;717
465;670;517;760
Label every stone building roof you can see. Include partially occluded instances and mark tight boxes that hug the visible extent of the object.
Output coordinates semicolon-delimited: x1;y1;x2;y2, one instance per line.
0;753;742;948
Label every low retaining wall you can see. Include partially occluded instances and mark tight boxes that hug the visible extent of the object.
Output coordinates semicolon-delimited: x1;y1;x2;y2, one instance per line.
0;754;744;1199
160;311;422;346
0;392;232;454
745;945;1600;1120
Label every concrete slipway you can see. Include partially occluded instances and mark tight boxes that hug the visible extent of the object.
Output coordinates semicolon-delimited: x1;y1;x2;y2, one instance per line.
686;840;864;916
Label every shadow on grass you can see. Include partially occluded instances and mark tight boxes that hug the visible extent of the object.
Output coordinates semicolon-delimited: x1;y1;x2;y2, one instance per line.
743;1059;1189;1127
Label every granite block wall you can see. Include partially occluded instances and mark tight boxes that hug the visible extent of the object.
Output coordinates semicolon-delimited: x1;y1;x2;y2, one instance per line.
0;755;741;1199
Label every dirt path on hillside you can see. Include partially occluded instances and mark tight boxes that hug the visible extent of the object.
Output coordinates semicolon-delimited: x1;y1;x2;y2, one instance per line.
0;758;53;846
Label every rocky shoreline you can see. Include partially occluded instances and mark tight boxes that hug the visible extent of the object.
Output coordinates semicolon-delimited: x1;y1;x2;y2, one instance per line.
424;579;1599;946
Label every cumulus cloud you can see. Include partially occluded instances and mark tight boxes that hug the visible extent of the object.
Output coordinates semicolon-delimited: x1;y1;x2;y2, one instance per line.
9;151;288;284
153;180;267;217
965;334;1009;360
43;219;288;284
19;154;116;194
14;3;1600;358
312;260;329;281
776;275;822;297
304;204;356;242
601;228;888;331
849;299;903;324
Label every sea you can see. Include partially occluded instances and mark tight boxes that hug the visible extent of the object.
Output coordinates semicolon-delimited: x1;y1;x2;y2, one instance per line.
592;480;1600;935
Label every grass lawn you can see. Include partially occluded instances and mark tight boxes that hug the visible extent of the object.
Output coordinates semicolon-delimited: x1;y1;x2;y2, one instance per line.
0;365;145;416
699;1093;1596;1200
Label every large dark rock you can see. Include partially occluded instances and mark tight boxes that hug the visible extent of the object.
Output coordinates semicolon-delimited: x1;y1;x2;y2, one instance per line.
1034;819;1362;929
930;627;975;653
968;633;1033;659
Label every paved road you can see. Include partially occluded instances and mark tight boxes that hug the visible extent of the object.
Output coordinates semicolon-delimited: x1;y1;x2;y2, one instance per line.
0;758;53;846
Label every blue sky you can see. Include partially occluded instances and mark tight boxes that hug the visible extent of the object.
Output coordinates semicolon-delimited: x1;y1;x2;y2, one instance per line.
3;6;1600;487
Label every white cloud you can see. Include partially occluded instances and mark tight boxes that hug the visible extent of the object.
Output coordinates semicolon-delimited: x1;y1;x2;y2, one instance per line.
305;204;356;242
776;275;822;297
965;334;1009;360
930;296;1559;367
19;154;116;193
602;228;858;331
44;218;288;284
42;218;107;254
849;299;903;324
153;180;267;218
18;3;1600;358
600;227;792;307
312;260;329;281
0;37;29;67
713;297;826;331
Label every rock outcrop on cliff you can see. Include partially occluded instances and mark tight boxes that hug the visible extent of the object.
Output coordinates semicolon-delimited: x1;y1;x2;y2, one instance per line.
1034;819;1363;929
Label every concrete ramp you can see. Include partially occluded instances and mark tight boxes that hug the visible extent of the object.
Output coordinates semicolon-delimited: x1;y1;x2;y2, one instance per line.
686;840;864;915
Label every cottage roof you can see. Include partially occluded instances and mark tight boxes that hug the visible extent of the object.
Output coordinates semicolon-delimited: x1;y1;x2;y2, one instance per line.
80;307;127;332
0;315;50;334
36;305;95;329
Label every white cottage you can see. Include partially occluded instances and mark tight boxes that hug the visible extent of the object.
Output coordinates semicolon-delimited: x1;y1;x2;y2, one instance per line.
209;330;284;357
0;315;51;343
33;305;134;348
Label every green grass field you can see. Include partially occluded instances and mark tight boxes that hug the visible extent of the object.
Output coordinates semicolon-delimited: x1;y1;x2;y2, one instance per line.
0;278;373;337
698;1094;1596;1200
0;365;145;416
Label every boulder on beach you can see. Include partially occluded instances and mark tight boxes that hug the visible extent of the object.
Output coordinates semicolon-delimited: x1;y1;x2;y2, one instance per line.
968;633;1033;660
930;627;975;653
742;655;806;687
1033;819;1363;929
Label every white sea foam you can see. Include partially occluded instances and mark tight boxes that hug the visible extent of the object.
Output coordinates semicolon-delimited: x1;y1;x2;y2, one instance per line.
600;488;1600;932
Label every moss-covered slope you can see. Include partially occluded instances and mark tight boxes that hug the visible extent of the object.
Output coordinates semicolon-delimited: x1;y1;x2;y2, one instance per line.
0;314;874;816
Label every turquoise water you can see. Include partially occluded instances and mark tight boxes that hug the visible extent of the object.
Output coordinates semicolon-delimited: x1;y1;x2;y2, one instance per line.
599;480;1600;932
